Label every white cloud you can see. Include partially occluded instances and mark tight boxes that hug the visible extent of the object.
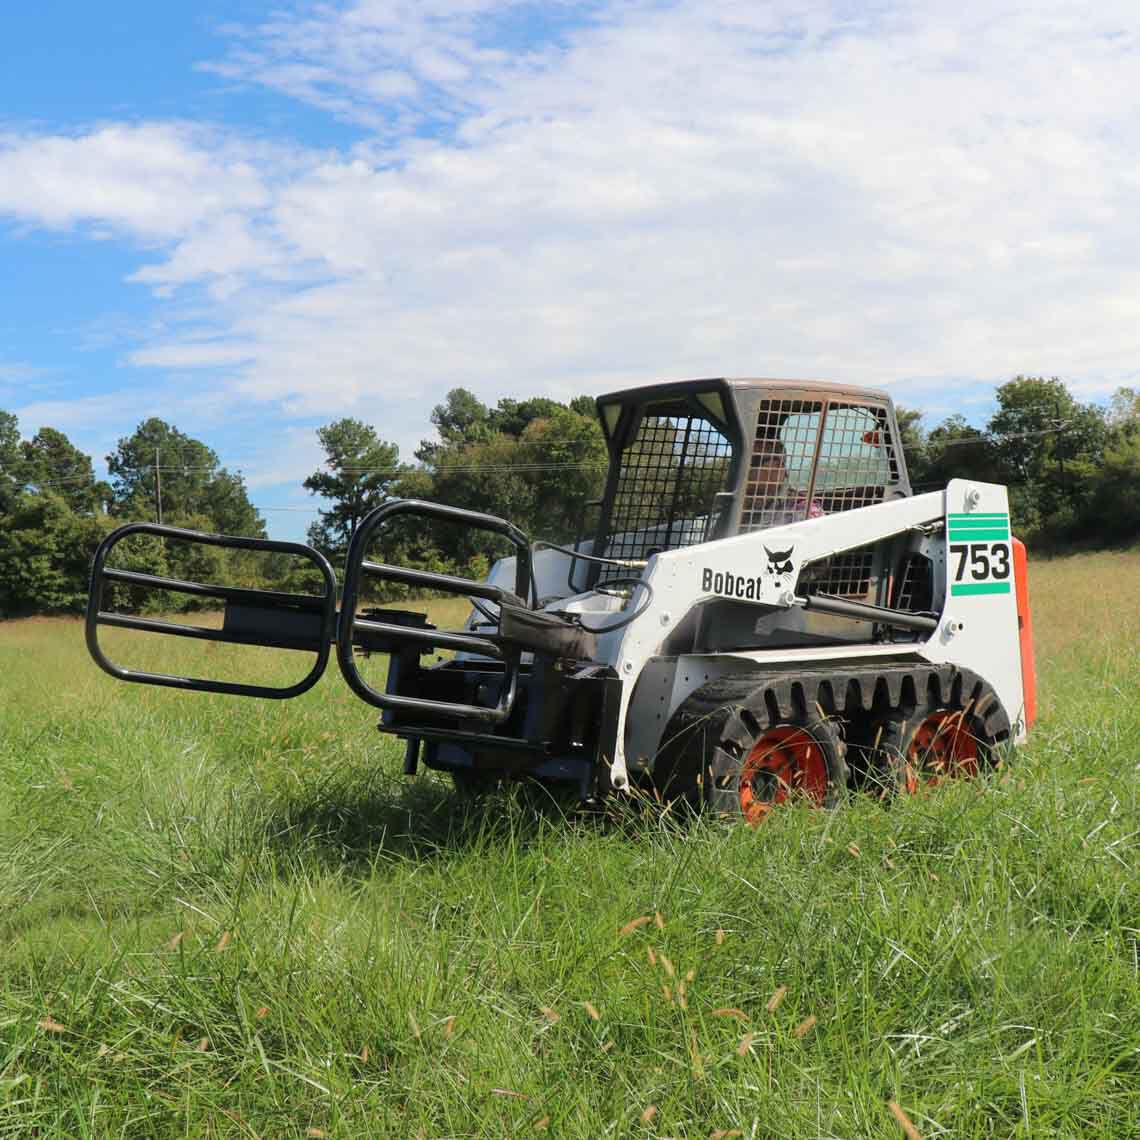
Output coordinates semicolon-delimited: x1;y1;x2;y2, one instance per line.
0;124;272;239
3;0;1140;482
200;0;596;134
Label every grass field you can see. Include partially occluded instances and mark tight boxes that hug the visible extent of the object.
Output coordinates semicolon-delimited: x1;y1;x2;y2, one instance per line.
1;550;1137;1138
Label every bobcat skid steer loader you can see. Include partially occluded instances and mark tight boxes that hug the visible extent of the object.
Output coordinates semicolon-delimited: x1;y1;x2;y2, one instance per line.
86;379;1036;820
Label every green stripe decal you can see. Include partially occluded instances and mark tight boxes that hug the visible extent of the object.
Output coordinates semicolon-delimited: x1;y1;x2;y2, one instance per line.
948;529;1010;540
951;581;1012;596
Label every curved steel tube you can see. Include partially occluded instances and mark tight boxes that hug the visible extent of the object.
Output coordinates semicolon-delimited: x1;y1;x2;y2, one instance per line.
336;499;531;721
86;522;337;699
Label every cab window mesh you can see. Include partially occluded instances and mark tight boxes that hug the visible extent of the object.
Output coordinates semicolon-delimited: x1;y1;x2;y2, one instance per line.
600;408;732;571
740;400;824;531
812;404;896;512
741;399;899;532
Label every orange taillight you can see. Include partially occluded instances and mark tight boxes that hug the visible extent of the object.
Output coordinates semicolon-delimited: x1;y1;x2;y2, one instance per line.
1012;537;1036;730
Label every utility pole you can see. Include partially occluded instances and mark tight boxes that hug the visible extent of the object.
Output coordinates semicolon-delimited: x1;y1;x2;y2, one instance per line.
1054;398;1065;500
155;447;163;525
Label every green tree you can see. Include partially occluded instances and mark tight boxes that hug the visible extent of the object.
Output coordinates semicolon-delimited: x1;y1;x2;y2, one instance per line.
893;405;929;488
416;388;493;462
895;413;998;504
488;396;565;438
1105;386;1140;429
988;376;1107;537
422;402;606;564
106;418;264;536
0;410;21;513
0;490;108;616
1080;386;1140;544
20;426;106;514
304;419;402;561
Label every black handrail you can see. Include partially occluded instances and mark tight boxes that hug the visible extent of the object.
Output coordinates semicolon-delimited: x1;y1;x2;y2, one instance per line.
336;499;531;722
86;522;337;699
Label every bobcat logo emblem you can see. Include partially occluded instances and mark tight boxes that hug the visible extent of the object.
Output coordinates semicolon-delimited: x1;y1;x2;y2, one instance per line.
765;546;795;576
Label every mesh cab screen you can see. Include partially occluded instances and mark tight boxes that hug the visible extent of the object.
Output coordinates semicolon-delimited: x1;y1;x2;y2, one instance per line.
600;407;733;571
812;404;897;511
741;399;899;532
741;397;899;604
741;399;824;531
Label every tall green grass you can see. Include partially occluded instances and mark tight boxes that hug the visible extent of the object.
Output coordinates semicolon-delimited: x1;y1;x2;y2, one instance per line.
1;552;1137;1137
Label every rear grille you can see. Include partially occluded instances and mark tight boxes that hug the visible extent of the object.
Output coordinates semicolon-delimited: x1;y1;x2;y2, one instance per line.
799;547;876;599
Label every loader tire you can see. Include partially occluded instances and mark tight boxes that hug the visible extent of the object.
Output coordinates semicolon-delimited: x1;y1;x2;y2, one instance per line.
869;678;1003;795
654;677;849;824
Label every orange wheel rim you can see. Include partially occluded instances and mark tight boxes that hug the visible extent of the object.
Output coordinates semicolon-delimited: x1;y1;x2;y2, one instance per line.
738;726;829;825
904;709;979;792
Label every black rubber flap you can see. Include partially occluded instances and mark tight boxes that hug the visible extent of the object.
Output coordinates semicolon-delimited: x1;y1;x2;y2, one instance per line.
498;603;597;660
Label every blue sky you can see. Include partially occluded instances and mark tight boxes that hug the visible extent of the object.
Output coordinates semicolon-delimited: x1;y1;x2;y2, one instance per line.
2;1;1138;540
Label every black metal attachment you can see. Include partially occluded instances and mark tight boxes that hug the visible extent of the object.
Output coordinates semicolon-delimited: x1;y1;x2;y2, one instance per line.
336;499;532;723
86;522;337;698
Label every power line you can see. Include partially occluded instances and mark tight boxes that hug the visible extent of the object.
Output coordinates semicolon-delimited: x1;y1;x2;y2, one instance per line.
901;421;1071;452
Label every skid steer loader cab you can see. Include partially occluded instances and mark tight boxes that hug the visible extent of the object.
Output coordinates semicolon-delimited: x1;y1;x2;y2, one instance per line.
87;378;1033;813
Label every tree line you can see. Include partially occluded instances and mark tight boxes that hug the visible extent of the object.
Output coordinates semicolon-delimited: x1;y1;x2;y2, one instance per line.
0;376;1136;617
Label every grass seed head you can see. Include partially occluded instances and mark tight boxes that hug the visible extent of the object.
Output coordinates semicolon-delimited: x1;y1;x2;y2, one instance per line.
583;1001;601;1021
792;1015;818;1038
714;928;726;945
620;915;652;936
37;1017;66;1034
641;1105;658;1124
766;985;788;1013
443;1015;456;1039
712;1008;749;1022
655;911;665;929
736;1033;754;1056
215;930;231;953
540;1006;560;1023
888;1101;923;1139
